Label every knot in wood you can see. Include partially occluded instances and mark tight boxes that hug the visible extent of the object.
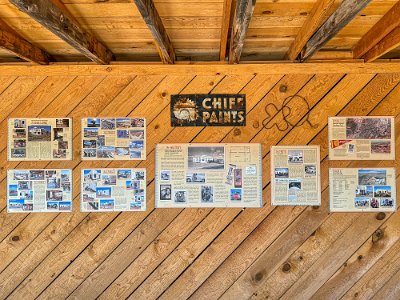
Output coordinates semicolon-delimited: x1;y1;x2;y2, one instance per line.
253;120;259;128
161;92;167;97
11;235;20;242
279;84;288;93
106;67;112;72
254;272;263;282
233;128;241;136
372;229;384;243
282;262;291;273
376;212;386;220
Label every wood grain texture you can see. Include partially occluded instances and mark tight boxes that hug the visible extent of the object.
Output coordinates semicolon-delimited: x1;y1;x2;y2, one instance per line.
300;0;373;61
0;18;52;64
286;0;335;61
363;26;400;62
133;0;176;63
219;0;233;61
9;0;114;64
0;65;399;299
353;0;400;58
229;0;256;64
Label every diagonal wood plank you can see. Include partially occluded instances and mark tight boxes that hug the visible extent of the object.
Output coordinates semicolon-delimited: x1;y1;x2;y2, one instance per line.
43;75;275;300
155;73;375;300
218;73;399;299
363;27;400;62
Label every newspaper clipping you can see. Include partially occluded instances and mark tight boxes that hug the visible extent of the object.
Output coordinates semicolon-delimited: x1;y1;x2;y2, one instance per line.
155;143;262;208
7;169;72;213
330;168;396;212
8;118;72;161
81;168;146;212
81;118;146;160
271;146;321;206
328;116;395;160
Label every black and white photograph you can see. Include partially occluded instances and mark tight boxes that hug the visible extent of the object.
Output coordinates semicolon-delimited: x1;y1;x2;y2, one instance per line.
11;148;26;158
174;190;187;203
29;170;44;180
188;146;224;170
186;172;206;183
56;119;70;127
304;165;316;176
83;149;97;158
53;128;63;141
160;170;171;181
201;186;213;203
160;184;171;200
288;180;302;190
275;168;289;178
288;150;303;163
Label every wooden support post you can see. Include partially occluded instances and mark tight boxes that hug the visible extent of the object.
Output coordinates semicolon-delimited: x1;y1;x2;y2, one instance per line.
9;0;114;64
133;0;176;64
353;1;400;60
300;0;372;62
220;0;234;61
0;18;52;64
286;0;335;61
229;0;256;64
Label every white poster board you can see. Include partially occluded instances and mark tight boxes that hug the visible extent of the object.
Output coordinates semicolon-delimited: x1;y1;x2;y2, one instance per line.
329;168;396;212
328;116;395;160
155;143;263;207
8;118;72;160
7;169;72;213
81;168;146;212
271;145;321;206
81;117;146;160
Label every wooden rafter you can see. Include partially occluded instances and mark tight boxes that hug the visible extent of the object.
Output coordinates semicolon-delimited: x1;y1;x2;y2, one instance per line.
229;0;256;64
9;0;114;64
299;0;372;62
219;0;234;61
353;1;400;61
133;0;175;64
363;27;400;62
0;18;52;64
286;0;335;61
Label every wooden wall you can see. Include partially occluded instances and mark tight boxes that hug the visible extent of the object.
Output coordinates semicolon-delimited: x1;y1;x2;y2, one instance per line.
0;64;399;299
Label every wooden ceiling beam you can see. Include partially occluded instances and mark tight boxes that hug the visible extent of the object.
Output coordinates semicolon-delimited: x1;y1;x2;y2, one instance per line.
9;0;114;65
353;1;400;60
286;0;335;61
229;0;256;64
0;18;52;64
362;27;400;62
219;0;234;61
133;0;175;64
300;0;372;62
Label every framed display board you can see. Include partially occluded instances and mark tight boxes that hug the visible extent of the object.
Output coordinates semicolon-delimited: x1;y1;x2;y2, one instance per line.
81;117;146;160
81;168;146;212
328;116;395;160
7;169;72;213
8;118;72;160
155;143;262;208
271;145;321;206
329;168;396;212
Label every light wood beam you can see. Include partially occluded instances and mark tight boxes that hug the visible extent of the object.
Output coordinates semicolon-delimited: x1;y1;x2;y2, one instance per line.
133;0;175;64
220;0;234;61
286;0;335;61
0;18;52;64
300;0;372;62
229;0;256;64
363;27;400;62
353;1;400;59
9;0;114;64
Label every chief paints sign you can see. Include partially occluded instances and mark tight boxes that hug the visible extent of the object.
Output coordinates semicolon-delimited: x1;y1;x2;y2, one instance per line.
171;94;246;126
